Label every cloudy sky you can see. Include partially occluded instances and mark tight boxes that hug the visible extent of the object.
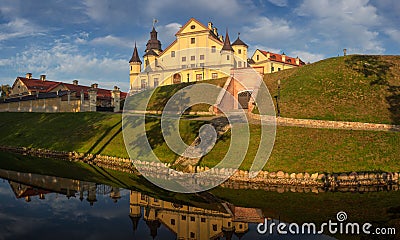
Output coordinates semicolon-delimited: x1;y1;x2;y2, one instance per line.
0;0;399;91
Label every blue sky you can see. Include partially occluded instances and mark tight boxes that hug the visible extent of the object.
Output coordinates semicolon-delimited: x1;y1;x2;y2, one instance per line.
0;0;399;91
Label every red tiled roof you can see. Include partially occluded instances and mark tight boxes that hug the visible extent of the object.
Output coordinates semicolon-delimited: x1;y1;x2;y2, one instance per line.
17;77;127;99
259;50;305;66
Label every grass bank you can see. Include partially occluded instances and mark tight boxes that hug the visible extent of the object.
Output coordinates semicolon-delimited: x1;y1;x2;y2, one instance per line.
0;112;398;173
263;55;400;124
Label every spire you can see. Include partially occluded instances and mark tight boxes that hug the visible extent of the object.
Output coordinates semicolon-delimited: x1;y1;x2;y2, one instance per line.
221;28;234;52
129;42;142;63
146;26;162;53
232;32;248;47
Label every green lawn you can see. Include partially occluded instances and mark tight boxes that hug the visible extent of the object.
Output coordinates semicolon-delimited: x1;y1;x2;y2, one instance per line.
200;125;400;173
262;55;400;124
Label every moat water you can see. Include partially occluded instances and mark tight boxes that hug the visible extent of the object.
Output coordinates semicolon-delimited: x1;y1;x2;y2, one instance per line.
0;152;399;239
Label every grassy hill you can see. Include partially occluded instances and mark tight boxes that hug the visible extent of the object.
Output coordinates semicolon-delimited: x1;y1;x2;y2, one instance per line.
0;112;398;173
263;55;400;124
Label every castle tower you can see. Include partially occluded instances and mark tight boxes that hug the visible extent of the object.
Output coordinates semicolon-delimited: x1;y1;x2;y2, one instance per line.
232;33;248;68
143;26;162;70
129;43;142;90
220;29;235;67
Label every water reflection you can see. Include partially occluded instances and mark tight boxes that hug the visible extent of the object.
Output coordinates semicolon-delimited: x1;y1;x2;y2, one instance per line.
0;168;334;239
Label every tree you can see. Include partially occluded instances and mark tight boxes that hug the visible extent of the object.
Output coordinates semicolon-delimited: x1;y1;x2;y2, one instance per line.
0;84;11;99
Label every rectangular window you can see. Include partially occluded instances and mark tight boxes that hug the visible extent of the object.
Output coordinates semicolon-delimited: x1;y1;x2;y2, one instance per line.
227;55;230;60
181;215;186;220
238;49;242;54
190;64;195;68
190;216;195;222
141;79;146;89
201;218;206;223
212;224;217;231
211;46;216;53
181;65;187;69
238;61;242;68
271;67;274;72
171;51;175;57
199;63;204;67
190;232;195;238
191;56;195;61
140;194;146;200
191;37;195;44
170;219;175;225
153;78;159;87
212;73;218;79
196;74;202;81
278;68;281;71
200;55;204;60
182;56;186;62
256;55;259;61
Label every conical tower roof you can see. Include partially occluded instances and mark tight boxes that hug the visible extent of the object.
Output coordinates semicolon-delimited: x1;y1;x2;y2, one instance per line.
232;33;248;47
129;43;142;63
221;29;234;52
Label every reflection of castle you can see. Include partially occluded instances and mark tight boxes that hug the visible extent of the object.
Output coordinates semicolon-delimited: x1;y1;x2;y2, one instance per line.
1;169;121;206
129;191;264;240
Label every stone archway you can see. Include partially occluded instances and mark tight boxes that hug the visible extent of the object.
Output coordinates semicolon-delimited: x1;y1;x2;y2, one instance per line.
173;73;181;84
238;91;252;109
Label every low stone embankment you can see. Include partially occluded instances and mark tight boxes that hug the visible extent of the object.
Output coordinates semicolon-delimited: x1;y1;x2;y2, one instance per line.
1;145;399;192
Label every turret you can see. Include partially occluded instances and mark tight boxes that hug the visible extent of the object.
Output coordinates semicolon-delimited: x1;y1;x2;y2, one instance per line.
232;33;248;68
220;29;234;67
129;42;142;90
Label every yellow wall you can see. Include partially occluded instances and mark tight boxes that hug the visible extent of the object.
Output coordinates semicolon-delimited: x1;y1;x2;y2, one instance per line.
131;18;248;91
0;98;82;112
250;49;297;74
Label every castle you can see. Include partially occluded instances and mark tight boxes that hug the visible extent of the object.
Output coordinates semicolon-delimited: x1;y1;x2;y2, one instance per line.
129;18;305;93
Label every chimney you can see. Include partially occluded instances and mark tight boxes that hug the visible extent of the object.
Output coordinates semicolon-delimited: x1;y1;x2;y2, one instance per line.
296;56;300;65
114;86;120;91
266;52;270;59
281;52;286;62
73;80;79;85
208;22;213;30
40;74;46;81
26;73;32;79
91;83;98;89
213;27;218;36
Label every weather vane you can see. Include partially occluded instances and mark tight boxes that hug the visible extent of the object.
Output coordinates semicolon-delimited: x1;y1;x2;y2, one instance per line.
153;18;158;27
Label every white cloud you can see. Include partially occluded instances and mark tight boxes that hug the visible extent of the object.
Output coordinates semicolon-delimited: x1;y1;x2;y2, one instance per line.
0;18;47;41
294;0;384;54
384;28;400;43
91;35;132;48
8;37;129;91
289;50;324;63
242;17;295;43
268;0;288;7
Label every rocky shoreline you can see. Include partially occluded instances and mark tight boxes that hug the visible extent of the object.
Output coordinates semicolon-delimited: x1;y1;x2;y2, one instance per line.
1;145;399;192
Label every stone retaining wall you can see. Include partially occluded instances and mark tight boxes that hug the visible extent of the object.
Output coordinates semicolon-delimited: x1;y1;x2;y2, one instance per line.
1;146;398;193
250;114;400;132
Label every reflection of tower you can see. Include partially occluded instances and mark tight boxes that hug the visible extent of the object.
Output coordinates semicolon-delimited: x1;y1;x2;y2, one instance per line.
86;184;97;206
145;219;161;239
110;187;121;203
129;190;142;232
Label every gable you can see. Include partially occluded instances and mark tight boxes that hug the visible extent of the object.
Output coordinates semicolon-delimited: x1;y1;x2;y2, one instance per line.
251;49;268;62
176;18;209;36
10;79;29;95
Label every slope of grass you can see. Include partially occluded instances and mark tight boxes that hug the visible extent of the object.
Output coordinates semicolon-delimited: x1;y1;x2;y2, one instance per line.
263;55;400;124
128;77;227;112
200;125;400;173
0;112;203;163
